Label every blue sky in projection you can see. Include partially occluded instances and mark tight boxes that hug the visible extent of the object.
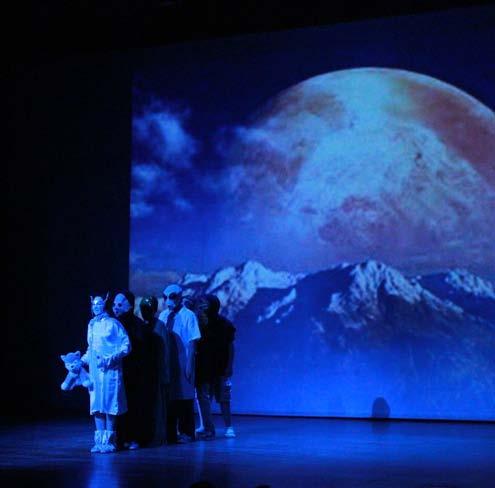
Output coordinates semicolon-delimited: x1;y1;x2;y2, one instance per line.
131;7;494;280
131;7;495;419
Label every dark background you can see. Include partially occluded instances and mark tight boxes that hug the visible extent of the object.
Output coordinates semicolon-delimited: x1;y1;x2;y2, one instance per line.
6;0;493;419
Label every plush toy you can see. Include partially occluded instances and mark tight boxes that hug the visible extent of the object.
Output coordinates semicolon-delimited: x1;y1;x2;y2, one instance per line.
60;351;93;391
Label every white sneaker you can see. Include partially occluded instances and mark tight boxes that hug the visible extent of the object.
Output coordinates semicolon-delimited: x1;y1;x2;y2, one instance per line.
101;431;117;453
90;430;103;453
224;426;236;438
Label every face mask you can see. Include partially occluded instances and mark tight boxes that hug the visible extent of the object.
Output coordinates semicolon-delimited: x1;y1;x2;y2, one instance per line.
91;295;107;317
113;293;132;317
163;285;183;311
140;296;158;322
164;293;181;310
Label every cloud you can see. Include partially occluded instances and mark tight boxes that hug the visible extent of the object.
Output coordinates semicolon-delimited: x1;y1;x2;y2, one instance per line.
211;123;296;206
133;162;163;186
131;103;198;217
133;107;198;169
132;163;165;195
173;196;193;212
210;126;252;193
131;162;194;217
131;198;154;218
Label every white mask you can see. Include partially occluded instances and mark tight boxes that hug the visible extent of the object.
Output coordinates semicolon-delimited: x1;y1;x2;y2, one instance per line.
113;293;132;317
91;295;107;317
163;284;183;311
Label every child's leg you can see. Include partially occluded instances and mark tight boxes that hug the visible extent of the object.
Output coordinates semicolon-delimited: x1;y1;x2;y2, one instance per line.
197;383;215;435
218;377;232;428
102;414;117;453
106;414;116;431
166;399;179;444
220;401;232;428
195;393;204;433
177;400;196;440
218;378;235;437
94;413;105;431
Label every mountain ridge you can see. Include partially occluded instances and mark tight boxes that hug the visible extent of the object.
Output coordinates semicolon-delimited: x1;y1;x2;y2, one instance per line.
178;259;493;324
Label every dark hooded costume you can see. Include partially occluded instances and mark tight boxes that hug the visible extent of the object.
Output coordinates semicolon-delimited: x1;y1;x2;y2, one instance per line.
115;290;155;447
140;295;175;445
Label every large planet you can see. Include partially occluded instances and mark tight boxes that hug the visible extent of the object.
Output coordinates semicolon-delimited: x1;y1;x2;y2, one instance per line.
221;68;495;276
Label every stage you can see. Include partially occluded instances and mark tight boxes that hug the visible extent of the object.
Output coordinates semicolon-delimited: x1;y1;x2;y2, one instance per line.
1;416;494;487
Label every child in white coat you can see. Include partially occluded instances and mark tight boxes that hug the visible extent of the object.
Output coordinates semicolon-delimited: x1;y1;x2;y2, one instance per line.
82;295;131;453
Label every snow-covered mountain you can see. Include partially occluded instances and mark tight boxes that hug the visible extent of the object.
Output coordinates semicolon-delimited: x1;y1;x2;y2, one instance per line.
225;260;495;419
180;260;301;318
182;272;209;286
417;269;495;322
179;259;493;332
444;269;495;298
135;259;494;418
235;259;484;345
321;260;463;330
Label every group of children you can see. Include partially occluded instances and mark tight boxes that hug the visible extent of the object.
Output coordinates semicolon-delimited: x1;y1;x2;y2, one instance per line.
81;284;235;453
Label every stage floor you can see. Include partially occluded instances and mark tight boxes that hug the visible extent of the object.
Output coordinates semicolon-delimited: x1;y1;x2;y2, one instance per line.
1;416;494;487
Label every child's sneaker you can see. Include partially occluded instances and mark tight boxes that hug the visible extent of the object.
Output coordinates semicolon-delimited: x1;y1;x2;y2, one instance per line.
224;426;236;438
90;430;103;453
101;431;117;453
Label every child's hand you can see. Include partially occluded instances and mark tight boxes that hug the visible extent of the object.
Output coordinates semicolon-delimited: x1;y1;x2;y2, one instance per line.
97;355;110;370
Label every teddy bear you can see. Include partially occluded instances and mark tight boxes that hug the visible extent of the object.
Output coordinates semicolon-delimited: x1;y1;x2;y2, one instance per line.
60;351;93;391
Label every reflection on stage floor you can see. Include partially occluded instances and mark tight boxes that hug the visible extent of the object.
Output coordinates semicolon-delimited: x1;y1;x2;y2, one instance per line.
1;415;494;487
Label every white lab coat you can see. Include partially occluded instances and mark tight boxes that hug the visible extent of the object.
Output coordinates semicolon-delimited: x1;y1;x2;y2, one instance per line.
82;313;131;415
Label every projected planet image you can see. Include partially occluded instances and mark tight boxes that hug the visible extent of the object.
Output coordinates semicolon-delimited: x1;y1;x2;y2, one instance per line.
223;68;495;274
131;66;495;419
